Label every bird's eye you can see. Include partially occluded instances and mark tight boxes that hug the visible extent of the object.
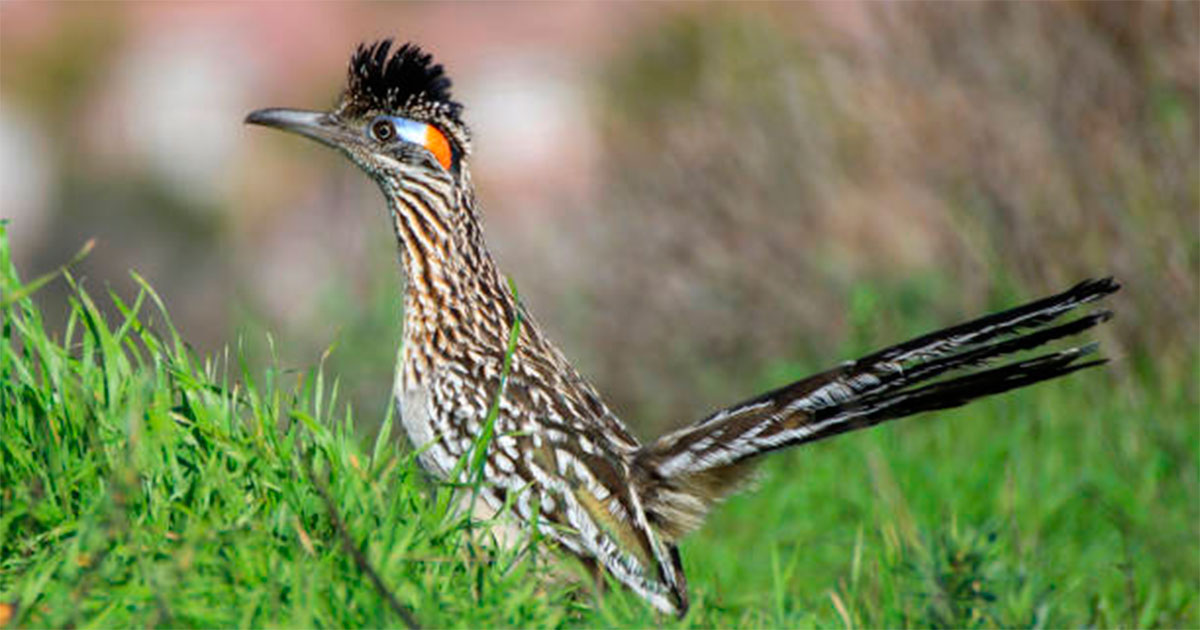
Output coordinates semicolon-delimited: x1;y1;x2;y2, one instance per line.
371;118;395;142
366;115;455;171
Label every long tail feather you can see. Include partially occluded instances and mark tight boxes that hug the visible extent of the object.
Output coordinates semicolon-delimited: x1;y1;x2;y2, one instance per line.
634;278;1119;540
803;344;1107;442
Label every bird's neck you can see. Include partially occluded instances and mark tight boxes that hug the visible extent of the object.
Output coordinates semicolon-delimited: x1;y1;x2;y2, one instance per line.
381;174;519;377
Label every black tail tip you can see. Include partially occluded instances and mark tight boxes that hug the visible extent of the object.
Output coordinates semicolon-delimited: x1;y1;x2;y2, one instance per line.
1076;276;1121;297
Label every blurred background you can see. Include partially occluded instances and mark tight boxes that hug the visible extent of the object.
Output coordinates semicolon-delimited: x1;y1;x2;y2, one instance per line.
2;2;1196;437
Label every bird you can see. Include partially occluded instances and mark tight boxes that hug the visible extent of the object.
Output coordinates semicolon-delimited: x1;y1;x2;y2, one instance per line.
245;40;1119;617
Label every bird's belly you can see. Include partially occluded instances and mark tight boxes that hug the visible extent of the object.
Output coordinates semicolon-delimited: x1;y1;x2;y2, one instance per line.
394;372;455;480
394;369;526;548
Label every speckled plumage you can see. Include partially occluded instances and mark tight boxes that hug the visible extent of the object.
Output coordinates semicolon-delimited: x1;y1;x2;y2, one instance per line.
247;40;1119;617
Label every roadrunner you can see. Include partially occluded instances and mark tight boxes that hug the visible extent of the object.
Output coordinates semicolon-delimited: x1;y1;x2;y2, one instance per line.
246;40;1119;616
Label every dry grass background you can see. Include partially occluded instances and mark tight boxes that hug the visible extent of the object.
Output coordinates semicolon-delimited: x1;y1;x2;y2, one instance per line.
3;3;1194;435
516;3;1198;434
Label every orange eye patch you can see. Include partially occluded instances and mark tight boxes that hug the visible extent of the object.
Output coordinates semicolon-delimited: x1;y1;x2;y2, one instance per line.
382;116;456;171
423;125;453;171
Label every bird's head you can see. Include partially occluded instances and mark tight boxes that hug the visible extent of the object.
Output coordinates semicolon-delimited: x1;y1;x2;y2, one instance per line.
246;40;469;188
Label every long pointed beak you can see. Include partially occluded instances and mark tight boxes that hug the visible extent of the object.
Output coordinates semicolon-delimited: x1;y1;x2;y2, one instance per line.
244;108;354;148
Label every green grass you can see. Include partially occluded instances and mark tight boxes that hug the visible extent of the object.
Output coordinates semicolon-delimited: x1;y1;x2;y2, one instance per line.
2;221;1196;628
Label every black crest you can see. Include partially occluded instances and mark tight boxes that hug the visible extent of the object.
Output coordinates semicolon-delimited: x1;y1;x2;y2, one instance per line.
345;40;463;121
